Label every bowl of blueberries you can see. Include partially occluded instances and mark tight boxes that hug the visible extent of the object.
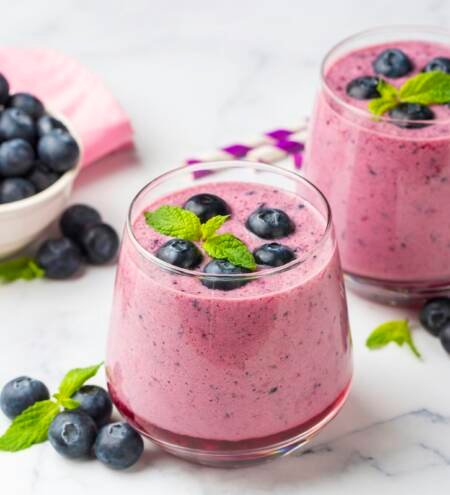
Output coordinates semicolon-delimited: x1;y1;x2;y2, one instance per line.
0;73;81;259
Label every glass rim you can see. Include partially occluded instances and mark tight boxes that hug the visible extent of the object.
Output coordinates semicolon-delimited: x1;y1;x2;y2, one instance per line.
126;160;333;281
320;24;450;126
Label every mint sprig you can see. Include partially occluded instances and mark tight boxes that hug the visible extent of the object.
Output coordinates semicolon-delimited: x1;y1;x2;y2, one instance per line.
201;215;229;240
366;320;421;358
204;234;256;270
0;362;103;452
144;206;202;241
0;257;44;284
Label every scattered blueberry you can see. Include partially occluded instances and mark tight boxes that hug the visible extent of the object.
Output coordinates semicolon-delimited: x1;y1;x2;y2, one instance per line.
0;139;34;177
0;178;36;203
78;223;119;265
72;385;113;427
0;73;10;105
0;376;49;419
346;76;380;100
0;108;35;143
253;243;295;267
156;238;202;269
94;422;144;470
8;93;45;120
27;161;59;192
246;207;295;239
48;411;97;459
423;57;450;74
439;324;450;354
201;259;250;291
373;48;413;78
37;129;80;173
419;297;450;337
183;193;230;223
388;103;434;129
60;204;102;242
36;115;67;137
36;238;83;279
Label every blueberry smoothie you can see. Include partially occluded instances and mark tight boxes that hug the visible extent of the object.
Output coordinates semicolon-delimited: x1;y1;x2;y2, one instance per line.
305;28;450;300
106;163;352;465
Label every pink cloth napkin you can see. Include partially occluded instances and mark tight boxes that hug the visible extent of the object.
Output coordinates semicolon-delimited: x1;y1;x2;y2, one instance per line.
0;47;133;167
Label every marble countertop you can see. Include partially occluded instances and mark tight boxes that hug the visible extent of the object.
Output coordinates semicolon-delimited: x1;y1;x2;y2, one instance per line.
1;0;450;493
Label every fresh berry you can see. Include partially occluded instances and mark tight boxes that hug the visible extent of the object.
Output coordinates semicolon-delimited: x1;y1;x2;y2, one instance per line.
60;204;102;242
346;76;380;100
373;48;413;78
246;207;295;239
201;259;250;291
8;93;45;120
0;178;35;203
439;324;450;354
36;115;67;136
37;129;80;173
423;57;450;74
48;411;97;458
0;377;49;419
27;161;59;192
253;243;295;267
0;108;35;143
36;238;82;279
78;224;119;265
72;385;113;427
388;103;434;129
419;297;450;337
0;139;34;177
94;422;144;470
183;193;230;223
0;73;9;105
156;239;202;269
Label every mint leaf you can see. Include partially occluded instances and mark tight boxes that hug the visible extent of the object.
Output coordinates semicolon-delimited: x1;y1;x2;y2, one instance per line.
203;234;256;270
0;257;44;284
400;71;450;105
201;215;229;240
368;79;399;116
0;400;59;452
57;362;103;399
366;320;421;358
145;206;202;241
60;398;80;410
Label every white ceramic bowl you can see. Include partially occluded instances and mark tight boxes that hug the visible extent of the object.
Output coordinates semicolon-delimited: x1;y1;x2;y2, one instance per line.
0;117;82;259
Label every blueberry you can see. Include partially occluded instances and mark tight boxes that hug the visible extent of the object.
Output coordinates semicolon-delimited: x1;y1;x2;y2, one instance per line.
78;224;119;265
27;161;59;192
72;385;113;427
388;103;434;129
48;411;97;458
253;243;295;267
0;139;34;177
60;204;102;242
373;48;413;78
201;259;250;291
36;238;83;279
0;178;36;203
423;57;450;74
8;93;45;120
156;238;202;269
246;207;295;239
346;76;380;100
0;108;35;143
183;193;230;223
36;115;67;137
0;73;10;105
37;129;80;173
419;297;450;337
0;376;49;419
95;422;144;470
439;324;450;354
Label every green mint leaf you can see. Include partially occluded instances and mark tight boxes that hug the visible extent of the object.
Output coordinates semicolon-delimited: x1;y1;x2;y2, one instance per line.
368;79;399;116
399;71;450;105
57;362;103;399
145;206;202;241
366;320;421;358
203;234;256;270
0;257;45;284
201;215;230;240
59;398;80;410
0;400;60;452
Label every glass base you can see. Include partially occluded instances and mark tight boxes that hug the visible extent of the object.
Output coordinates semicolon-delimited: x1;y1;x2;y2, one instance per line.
110;382;351;468
345;272;450;306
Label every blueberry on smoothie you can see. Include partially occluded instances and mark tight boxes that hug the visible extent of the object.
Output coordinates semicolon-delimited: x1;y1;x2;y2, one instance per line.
253;243;295;267
388;103;434;129
346;76;380;100
423;57;450;74
201;259;250;291
0;376;49;419
36;238;83;279
78;223;119;265
183;193;230;222
37;129;80;173
72;385;113;427
0;178;36;203
8;92;45;120
440;324;450;354
27;161;59;192
0;73;10;105
0;139;34;177
0;108;35;143
60;204;102;242
419;297;450;337
48;411;97;458
373;48;412;78
36;115;67;137
246;207;295;239
156;238;202;269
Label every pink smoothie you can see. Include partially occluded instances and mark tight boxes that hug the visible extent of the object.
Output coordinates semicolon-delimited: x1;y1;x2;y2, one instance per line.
106;181;352;447
305;40;450;283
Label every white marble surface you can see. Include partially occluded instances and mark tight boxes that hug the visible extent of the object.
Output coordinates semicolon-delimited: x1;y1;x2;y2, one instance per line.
1;0;450;493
